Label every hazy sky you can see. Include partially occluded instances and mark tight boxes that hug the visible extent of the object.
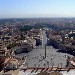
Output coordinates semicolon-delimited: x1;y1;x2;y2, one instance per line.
0;0;75;18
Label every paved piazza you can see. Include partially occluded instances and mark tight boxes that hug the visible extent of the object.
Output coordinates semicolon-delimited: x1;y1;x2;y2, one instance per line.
26;31;73;68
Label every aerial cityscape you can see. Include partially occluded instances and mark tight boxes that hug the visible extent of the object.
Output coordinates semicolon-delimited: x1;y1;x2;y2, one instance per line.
0;0;75;75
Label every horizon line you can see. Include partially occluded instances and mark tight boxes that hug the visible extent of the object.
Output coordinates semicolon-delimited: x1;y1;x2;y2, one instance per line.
1;17;75;19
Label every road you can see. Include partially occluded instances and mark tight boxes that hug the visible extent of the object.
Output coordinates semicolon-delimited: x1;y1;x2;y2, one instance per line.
42;30;47;46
